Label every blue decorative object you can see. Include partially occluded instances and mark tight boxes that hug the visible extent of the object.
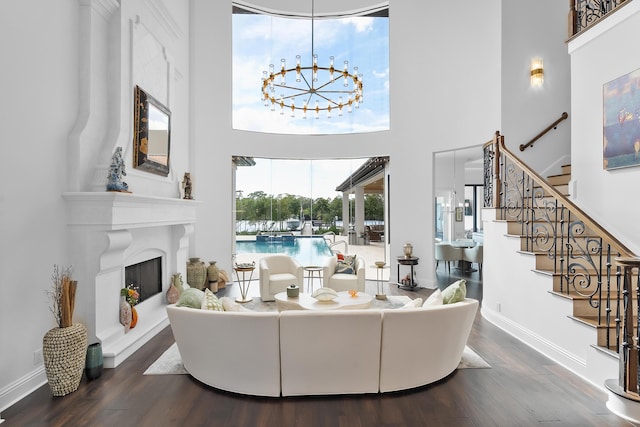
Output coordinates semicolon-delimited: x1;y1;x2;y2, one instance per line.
106;146;130;192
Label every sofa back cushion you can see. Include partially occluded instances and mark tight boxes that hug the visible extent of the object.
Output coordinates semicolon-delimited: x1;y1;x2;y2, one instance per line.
166;305;281;397
379;298;479;392
279;309;382;396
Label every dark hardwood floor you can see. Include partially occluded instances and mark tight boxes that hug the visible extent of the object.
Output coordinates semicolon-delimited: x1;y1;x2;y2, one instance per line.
4;265;633;426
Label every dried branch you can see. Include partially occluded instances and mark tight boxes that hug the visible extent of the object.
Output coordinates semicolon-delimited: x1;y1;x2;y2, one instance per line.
47;265;74;328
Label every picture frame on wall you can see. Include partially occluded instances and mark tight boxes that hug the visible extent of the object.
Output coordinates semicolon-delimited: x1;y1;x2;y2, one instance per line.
603;67;640;170
455;207;463;222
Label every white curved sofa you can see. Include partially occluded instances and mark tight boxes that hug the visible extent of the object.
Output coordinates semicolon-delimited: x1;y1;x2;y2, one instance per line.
166;298;478;397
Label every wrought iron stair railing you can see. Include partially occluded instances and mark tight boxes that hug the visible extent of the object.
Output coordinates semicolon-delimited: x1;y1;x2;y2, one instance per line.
569;0;630;37
483;131;640;399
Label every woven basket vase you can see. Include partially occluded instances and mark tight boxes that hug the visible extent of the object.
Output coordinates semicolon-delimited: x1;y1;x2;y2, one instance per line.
43;323;88;396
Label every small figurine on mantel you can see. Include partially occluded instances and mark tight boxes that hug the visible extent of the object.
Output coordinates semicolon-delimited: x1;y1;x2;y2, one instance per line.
106;146;130;192
182;172;193;200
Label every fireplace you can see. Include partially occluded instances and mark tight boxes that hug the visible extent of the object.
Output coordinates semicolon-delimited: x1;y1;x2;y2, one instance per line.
125;257;162;303
63;192;198;368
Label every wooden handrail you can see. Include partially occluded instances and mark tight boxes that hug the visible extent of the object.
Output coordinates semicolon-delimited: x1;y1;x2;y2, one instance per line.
497;132;635;257
519;112;569;152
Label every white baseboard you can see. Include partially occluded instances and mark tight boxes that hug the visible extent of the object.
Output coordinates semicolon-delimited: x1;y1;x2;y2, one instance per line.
0;366;47;415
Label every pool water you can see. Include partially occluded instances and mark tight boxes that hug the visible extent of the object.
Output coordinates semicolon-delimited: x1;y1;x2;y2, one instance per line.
236;236;334;266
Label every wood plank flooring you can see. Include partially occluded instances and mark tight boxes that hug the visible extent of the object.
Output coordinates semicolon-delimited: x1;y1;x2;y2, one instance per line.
3;266;634;426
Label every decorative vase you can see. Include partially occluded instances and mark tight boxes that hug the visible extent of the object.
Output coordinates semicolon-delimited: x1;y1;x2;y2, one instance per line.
286;284;299;297
217;270;228;289
207;261;219;292
403;242;414;258
85;342;103;380
43;323;88;396
119;295;132;330
130;306;138;328
186;257;207;289
207;261;219;283
166;281;180;304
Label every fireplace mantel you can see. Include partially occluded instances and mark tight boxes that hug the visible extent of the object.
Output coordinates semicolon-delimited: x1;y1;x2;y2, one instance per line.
63;192;198;367
62;192;198;228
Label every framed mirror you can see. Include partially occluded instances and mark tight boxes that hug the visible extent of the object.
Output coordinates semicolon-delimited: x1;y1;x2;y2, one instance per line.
133;85;171;176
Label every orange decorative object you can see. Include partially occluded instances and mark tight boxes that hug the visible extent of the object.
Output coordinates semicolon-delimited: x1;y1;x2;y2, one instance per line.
349;290;357;298
130;306;138;328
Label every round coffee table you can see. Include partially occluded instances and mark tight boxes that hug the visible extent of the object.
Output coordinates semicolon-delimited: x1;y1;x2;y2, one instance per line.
275;291;373;311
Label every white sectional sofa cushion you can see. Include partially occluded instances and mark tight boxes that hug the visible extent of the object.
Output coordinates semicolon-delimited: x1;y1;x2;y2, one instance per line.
379;298;479;392
279;309;382;396
166;306;281;397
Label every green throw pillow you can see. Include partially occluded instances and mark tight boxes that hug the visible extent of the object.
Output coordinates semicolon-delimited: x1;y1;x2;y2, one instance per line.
442;279;467;304
201;288;224;311
176;288;204;309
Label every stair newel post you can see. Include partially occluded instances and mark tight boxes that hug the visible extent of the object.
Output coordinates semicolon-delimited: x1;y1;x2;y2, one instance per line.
493;131;502;210
615;257;640;395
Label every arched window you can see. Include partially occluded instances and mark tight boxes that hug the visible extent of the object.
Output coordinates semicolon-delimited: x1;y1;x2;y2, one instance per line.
232;2;389;135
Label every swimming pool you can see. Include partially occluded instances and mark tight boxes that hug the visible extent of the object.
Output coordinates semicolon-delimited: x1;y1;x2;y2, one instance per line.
236;236;334;266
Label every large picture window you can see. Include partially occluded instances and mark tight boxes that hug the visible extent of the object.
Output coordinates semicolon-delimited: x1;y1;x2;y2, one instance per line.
232;2;389;135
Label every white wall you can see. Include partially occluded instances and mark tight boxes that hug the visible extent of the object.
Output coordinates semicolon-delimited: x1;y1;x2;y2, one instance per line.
0;0;79;409
190;0;502;287
501;0;572;176
568;2;640;255
0;0;191;412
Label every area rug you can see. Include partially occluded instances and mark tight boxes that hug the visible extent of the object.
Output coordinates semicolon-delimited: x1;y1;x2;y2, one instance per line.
144;343;490;375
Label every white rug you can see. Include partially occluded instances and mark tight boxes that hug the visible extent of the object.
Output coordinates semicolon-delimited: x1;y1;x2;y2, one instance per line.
144;342;490;375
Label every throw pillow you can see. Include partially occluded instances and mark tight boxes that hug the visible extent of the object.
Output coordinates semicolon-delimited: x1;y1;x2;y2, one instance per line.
176;288;204;309
442;279;467;304
401;297;423;309
219;296;252;312
201;288;224;311
423;289;444;307
335;254;356;274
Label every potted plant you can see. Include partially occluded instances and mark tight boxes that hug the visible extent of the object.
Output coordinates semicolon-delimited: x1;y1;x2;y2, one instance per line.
43;265;87;396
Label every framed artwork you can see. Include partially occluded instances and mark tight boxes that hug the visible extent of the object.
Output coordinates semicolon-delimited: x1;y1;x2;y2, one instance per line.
455;207;463;222
603;68;640;170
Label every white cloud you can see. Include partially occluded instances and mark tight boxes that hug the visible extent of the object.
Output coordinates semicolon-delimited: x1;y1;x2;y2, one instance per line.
339;17;374;33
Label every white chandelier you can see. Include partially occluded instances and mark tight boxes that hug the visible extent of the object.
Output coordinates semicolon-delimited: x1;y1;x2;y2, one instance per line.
261;0;363;119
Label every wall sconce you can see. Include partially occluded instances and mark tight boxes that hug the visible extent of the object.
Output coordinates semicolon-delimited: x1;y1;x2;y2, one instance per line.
530;58;544;87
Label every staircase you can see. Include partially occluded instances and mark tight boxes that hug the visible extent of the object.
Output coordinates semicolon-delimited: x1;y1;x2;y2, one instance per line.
504;164;632;353
483;131;640;421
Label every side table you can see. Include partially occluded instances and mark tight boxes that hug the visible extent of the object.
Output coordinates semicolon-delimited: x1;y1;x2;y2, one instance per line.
397;256;419;290
233;262;256;303
304;266;323;293
371;262;389;300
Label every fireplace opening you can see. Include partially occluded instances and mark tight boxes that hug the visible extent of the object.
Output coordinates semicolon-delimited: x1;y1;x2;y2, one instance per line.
125;257;162;303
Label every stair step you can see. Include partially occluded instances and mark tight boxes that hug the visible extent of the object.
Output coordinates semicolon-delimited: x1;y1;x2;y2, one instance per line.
534;270;636;293
547;173;571;186
561;164;572;175
532;183;571;197
510;234;604;252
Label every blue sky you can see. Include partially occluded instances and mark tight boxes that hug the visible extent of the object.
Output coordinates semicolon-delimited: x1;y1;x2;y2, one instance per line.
232;8;389;134
236;158;368;200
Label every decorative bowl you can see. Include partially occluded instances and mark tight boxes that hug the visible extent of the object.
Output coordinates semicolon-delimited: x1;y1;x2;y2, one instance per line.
375;261;386;268
311;287;338;301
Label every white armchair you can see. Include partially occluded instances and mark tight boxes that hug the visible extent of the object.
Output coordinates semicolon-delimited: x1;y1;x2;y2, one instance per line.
322;255;366;292
259;255;304;301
